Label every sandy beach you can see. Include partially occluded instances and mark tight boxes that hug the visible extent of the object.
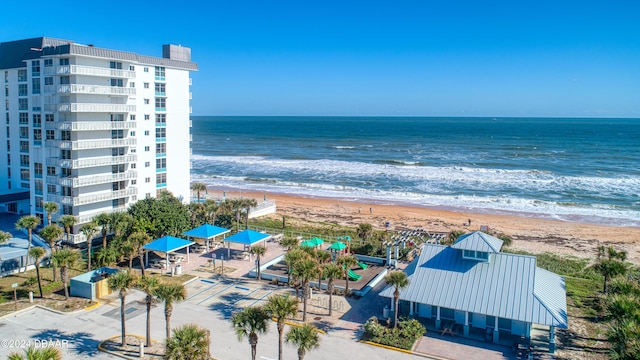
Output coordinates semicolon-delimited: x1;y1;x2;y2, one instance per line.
207;189;640;264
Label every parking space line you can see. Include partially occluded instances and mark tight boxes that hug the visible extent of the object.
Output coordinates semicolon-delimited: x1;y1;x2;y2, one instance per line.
248;290;273;307
233;288;260;305
196;282;237;305
186;281;218;301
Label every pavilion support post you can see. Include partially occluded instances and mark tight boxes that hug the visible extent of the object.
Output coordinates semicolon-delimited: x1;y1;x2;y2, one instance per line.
493;317;499;343
187;247;190;263
464;311;470;337
227;241;230;259
549;326;556;353
435;306;441;330
409;301;414;316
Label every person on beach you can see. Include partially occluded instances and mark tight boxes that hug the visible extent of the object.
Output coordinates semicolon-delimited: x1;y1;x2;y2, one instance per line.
358;207;361;214
370;207;373;214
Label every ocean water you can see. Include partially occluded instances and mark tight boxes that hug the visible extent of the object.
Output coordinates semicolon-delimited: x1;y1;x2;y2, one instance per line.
190;116;640;226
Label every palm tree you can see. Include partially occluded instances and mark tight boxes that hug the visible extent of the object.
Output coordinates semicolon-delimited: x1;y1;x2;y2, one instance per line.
242;198;258;229
231;306;270;360
204;199;219;225
315;250;331;290
323;263;343;316
292;258;317;322
280;237;299;251
58;214;77;245
43;202;59;226
165;323;210;360
110;211;132;238
38;224;63;282
128;231;152;276
95;245;119;267
356;223;373;245
16;215;41;272
108;271;137;346
250;245;267;280
93;212;111;249
8;346;61;360
286;323;320;360
385;271;410;328
265;294;298;360
0;231;10;262
137;276;159;347
154;282;187;340
594;245;628;293
191;182;207;203
28;247;46;298
285;248;307;288
336;255;358;296
50;248;80;300
80;222;98;271
119;239;136;270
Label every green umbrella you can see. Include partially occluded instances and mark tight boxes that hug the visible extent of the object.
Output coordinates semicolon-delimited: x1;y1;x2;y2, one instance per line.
328;241;347;251
309;237;324;246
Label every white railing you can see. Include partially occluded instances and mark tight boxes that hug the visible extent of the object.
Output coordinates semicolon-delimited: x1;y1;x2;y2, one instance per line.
53;65;136;79
68;138;137;150
75;207;127;226
53;121;137;131
48;103;136;113
60;171;137;187
72;187;137;206
58;84;136;96
72;154;137;168
46;194;74;205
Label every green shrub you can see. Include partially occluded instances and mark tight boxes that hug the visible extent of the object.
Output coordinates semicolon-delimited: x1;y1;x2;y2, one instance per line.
362;317;426;350
23;276;37;287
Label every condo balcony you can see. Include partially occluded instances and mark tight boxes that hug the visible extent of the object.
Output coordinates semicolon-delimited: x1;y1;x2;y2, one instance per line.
47;187;137;206
58;84;136;96
47;138;137;150
57;170;137;187
45;65;136;79
47;121;137;131
44;103;136;113
47;154;137;168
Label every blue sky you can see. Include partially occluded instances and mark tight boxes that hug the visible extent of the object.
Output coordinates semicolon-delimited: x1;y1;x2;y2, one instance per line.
2;1;639;117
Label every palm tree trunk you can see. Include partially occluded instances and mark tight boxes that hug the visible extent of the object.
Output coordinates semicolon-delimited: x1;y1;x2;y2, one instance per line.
302;280;309;322
393;291;399;328
102;233;107;249
87;242;92;272
35;265;43;298
139;254;146;277
62;267;69;300
146;297;152;347
165;306;172;339
250;335;258;360
120;293;127;346
128;257;133;270
25;230;32;272
298;348;306;360
328;282;334;316
277;322;284;360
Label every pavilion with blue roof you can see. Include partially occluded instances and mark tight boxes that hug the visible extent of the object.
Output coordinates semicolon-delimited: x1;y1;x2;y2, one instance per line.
183;224;230;252
380;231;568;353
223;229;271;260
143;236;194;270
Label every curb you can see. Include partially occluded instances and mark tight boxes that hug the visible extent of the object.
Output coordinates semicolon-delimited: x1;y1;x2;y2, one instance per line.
84;301;101;311
97;334;149;360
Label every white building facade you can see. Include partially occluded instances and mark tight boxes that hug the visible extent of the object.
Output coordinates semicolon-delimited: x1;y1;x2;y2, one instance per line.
0;37;197;240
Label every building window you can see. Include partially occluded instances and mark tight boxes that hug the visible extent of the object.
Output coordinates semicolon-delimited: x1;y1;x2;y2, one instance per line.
61;130;71;141
21;182;30;189
144;83;149;89
154;66;165;79
35;181;43;195
144;114;150;120
129;65;135;71
130;114;136;120
154;83;166;94
31;61;40;76
19;113;28;124
47;166;56;175
20;169;30;180
112;164;125;173
33;129;42;144
110;114;124;122
18;99;28;110
111;130;124;139
113;198;125;208
155;98;166;109
144;99;150;105
110;79;124;87
20;140;29;153
46;130;55;140
145;177;151;183
156;143;166;154
34;163;43;178
144;146;150;152
112;147;125;156
61;150;71;160
144;67;149;73
47;184;57;194
129;82;135;88
156;158;166;169
44;77;53;86
18;70;27;82
44;59;53;67
19;127;29;138
4;84;8;97
20;155;29;166
61;167;71;177
110;61;122;69
32;78;41;94
144;130;150;136
156;173;167;185
155;114;166;125
60;76;70;85
131;163;136;169
130;131;135;136
18;84;28;96
145;161;150;167
59;58;69;66
131;179;137;185
45;114;54;122
33;114;42;127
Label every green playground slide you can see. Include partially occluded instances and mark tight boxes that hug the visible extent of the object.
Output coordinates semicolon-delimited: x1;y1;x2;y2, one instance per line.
357;261;368;269
347;268;362;281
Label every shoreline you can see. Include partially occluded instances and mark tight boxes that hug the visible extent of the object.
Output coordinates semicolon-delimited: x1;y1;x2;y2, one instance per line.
203;186;640;264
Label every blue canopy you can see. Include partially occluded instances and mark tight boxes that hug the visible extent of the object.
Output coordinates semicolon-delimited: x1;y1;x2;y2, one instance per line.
183;224;230;239
143;236;194;253
225;229;271;246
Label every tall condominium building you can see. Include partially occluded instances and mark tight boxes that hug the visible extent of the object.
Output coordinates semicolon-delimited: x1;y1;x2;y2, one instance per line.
0;37;197;241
